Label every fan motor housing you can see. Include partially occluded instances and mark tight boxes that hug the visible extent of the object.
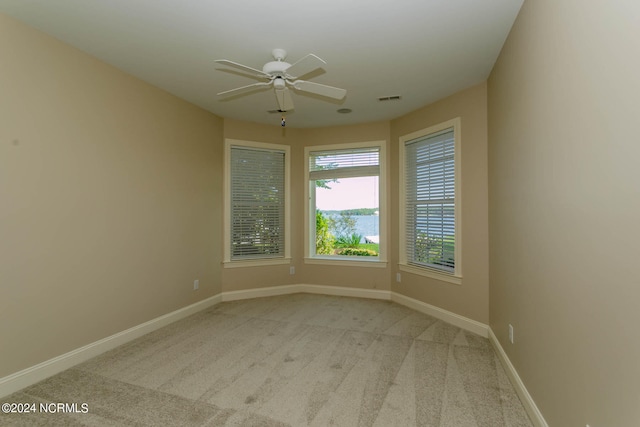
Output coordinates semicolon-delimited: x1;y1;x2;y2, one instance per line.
263;61;291;76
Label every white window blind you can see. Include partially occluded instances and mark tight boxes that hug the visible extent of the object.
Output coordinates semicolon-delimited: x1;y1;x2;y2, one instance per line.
230;146;285;260
405;128;455;272
309;147;379;180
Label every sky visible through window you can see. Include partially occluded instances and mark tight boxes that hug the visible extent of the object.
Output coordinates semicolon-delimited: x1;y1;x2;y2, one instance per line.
315;176;378;211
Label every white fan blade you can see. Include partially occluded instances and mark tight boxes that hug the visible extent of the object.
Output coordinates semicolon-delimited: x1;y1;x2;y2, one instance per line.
275;87;294;111
215;59;270;78
292;80;347;100
217;82;270;97
285;54;326;79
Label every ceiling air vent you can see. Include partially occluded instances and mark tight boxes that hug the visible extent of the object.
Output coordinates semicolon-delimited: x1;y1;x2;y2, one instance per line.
378;95;402;101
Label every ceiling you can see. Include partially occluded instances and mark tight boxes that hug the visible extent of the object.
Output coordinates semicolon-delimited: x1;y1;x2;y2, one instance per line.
0;0;523;128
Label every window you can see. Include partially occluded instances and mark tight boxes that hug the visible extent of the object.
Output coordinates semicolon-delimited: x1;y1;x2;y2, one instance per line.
224;139;290;266
305;141;387;266
400;118;461;284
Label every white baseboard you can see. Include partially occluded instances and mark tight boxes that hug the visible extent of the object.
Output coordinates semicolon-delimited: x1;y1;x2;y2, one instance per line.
488;328;548;427
0;294;222;399
1;284;491;400
391;292;489;337
294;284;391;300
221;284;302;301
221;284;391;302
222;285;487;337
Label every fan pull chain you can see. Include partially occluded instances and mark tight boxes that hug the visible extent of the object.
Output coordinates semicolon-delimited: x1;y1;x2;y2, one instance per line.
281;115;286;127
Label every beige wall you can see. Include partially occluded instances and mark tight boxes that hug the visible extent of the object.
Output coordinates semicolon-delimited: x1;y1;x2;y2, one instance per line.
298;122;392;290
221;119;302;291
390;83;490;323
1;12;487;381
1;7;493;399
221;119;393;292
488;1;640;425
6;3;639;423
0;14;223;377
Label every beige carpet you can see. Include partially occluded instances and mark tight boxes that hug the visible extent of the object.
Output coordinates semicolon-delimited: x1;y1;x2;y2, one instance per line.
2;293;532;426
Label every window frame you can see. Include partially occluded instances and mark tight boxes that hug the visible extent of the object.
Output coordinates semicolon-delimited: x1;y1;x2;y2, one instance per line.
304;140;388;267
223;139;291;268
399;118;462;284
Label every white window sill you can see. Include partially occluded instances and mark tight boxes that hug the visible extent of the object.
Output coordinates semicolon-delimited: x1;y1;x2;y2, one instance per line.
305;257;388;268
224;258;291;268
399;263;462;285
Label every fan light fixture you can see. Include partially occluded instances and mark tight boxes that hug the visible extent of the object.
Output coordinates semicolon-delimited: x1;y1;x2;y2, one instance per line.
273;78;286;90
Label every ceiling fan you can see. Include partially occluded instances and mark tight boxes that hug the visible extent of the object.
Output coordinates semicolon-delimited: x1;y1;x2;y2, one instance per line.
215;48;347;112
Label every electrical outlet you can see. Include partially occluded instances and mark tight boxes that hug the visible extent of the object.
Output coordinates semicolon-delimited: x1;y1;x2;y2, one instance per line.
193;279;199;290
396;273;401;282
290;266;295;275
508;324;514;344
